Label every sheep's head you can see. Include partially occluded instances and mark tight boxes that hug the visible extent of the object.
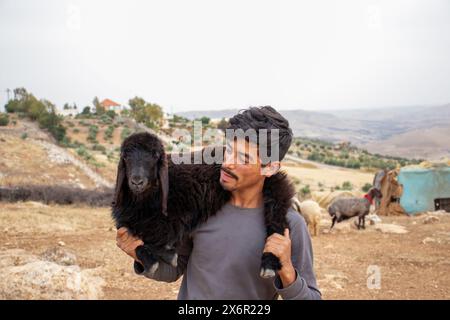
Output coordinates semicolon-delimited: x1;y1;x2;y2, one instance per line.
113;132;168;215
368;187;382;199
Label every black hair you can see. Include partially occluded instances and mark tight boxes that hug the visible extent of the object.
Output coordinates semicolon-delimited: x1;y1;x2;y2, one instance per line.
227;106;293;162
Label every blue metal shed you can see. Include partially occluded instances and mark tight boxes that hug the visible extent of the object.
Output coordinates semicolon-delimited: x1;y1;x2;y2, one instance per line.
398;165;450;215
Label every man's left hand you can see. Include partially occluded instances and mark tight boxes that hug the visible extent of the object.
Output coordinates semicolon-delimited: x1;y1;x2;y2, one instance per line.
263;228;297;287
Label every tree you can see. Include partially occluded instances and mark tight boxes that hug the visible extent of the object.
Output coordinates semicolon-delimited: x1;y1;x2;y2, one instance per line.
105;110;116;119
81;106;91;115
217;117;228;131
128;96;164;129
200;116;210;125
93;96;104;115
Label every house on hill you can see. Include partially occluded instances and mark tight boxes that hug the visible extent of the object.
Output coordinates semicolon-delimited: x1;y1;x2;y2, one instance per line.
100;99;126;114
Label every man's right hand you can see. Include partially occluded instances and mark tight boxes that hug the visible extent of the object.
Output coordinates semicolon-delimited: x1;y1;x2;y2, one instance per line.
116;227;144;263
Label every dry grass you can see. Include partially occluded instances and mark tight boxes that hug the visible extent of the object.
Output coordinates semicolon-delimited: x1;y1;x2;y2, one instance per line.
1;201;449;299
282;163;373;193
0;134;97;188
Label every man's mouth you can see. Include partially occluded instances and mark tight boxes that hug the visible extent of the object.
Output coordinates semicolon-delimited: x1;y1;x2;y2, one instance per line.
220;168;238;181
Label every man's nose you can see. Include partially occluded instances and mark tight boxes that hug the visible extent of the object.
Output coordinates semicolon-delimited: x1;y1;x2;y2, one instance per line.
223;151;236;167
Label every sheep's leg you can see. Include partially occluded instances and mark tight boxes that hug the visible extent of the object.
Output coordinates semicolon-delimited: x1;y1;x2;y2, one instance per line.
260;228;283;279
260;252;281;279
330;216;337;230
135;245;159;276
362;215;366;229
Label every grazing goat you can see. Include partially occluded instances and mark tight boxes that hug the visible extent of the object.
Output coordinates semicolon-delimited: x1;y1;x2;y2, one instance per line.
328;188;382;230
111;132;295;278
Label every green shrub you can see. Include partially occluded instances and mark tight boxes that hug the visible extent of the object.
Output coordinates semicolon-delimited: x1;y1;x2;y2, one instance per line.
300;185;311;197
76;145;92;161
104;125;115;140
342;181;353;190
362;183;372;192
87;125;99;143
0;113;9;126
92;143;106;153
21;132;28;140
121;127;131;141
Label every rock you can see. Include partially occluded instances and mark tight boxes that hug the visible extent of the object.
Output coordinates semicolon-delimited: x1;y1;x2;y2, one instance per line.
426;210;448;216
58;241;66;247
422;237;437;244
319;273;349;290
0;249;104;299
423;216;440;224
375;223;408;234
40;246;77;266
367;214;382;225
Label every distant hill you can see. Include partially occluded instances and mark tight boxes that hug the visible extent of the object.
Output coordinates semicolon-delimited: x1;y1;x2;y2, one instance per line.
363;126;450;160
176;104;450;160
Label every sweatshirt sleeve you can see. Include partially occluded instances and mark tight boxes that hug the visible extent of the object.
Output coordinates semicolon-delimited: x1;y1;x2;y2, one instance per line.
273;210;322;300
134;235;193;283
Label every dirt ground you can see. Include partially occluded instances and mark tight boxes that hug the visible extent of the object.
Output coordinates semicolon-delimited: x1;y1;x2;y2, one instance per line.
0;201;449;300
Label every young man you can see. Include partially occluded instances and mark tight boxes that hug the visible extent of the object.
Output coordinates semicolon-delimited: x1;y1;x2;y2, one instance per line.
116;106;321;300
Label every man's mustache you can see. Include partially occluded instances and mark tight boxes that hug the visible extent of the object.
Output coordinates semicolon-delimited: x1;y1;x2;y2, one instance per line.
220;167;238;180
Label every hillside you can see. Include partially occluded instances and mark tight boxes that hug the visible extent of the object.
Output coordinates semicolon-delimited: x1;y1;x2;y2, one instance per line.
0;115;115;189
0;114;378;198
364;126;450;160
176;104;450;159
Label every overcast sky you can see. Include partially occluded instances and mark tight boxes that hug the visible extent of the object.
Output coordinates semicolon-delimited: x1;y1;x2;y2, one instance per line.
1;0;449;113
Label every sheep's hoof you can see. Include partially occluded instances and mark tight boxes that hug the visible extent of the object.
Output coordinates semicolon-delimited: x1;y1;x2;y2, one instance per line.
260;267;276;279
170;253;178;267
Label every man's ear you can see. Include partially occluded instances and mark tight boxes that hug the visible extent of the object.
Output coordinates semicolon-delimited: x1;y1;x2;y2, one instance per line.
260;161;280;177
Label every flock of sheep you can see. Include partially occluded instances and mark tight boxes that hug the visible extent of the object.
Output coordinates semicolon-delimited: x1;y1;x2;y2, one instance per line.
291;187;382;237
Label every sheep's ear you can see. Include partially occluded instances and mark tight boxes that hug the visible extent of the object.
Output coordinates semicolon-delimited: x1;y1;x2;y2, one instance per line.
158;153;169;216
113;156;126;207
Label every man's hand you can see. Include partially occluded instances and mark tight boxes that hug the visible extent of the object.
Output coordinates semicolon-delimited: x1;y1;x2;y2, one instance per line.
116;227;144;263
263;228;297;287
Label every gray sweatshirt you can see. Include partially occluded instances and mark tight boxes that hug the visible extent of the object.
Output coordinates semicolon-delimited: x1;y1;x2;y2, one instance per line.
134;202;321;300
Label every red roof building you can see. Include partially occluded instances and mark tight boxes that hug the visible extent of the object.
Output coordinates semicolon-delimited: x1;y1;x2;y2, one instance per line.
100;99;124;113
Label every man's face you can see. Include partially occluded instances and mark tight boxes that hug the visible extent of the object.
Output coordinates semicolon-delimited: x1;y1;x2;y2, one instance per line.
219;138;266;192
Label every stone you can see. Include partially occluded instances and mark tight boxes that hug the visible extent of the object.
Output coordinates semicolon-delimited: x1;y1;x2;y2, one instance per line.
422;237;437;244
423;216;440;224
375;223;408;234
40;246;77;266
0;249;104;299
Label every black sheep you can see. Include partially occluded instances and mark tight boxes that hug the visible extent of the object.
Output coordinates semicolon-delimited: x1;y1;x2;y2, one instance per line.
111;132;295;278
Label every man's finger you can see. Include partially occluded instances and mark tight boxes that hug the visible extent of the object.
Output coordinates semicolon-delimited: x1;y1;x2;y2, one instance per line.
284;228;290;238
266;238;285;247
117;227;127;235
268;233;287;241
